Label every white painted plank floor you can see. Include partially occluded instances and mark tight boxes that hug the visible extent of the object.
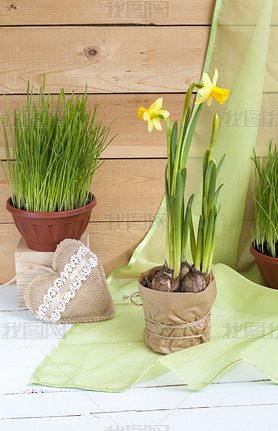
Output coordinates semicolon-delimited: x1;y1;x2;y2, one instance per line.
1;284;278;431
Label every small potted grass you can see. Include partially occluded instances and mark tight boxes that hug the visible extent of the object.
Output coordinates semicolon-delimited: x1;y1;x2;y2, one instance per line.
137;69;229;354
250;141;278;288
0;78;115;251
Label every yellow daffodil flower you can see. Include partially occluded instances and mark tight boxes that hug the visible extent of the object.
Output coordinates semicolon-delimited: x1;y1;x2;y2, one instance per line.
138;98;170;133
195;69;230;106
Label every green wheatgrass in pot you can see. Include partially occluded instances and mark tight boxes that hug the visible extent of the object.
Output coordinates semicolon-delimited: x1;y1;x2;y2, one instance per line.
0;77;115;212
252;140;278;258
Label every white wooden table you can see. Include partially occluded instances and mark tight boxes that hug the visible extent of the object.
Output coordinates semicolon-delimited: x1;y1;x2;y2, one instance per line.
1;285;278;431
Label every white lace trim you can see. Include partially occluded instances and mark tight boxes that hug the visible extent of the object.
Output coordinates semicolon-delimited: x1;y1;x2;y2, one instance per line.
35;245;98;323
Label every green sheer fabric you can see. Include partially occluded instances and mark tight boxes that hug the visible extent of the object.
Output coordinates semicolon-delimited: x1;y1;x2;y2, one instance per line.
31;0;278;392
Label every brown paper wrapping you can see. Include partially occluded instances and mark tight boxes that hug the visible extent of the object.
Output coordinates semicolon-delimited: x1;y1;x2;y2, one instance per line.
138;265;217;354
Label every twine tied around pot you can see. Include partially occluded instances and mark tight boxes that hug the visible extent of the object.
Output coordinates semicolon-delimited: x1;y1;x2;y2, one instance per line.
123;287;212;341
122;291;142;306
144;311;212;340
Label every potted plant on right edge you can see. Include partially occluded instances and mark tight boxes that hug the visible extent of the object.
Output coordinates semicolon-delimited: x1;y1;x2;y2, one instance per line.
250;141;278;289
137;70;230;354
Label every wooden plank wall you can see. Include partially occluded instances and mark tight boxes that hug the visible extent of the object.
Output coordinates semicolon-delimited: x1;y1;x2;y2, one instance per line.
0;0;216;282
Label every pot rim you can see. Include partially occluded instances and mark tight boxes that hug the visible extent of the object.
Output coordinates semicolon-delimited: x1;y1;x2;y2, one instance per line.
250;243;278;264
6;193;96;219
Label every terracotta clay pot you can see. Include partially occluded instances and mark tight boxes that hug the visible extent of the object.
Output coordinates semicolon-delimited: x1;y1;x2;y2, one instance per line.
250;245;278;289
6;194;96;252
138;265;217;354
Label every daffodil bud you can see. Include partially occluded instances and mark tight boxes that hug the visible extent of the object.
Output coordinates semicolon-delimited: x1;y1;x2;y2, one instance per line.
208;113;219;161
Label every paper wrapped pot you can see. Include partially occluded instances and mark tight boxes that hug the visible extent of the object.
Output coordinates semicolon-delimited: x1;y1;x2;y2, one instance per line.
138;265;217;354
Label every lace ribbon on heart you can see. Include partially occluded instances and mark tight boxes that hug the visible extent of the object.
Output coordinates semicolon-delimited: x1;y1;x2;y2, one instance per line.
35;246;98;323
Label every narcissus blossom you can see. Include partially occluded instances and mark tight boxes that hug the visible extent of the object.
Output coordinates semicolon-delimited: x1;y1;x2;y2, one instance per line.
138;98;170;133
195;69;230;106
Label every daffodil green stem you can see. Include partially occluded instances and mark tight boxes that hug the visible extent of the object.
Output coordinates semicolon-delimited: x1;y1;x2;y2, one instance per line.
164;84;201;277
179;103;203;171
185;112;224;274
163;94;224;280
173;168;186;279
165;117;172;195
188;206;196;263
164;85;208;278
171;83;199;197
194;215;204;271
181;193;194;262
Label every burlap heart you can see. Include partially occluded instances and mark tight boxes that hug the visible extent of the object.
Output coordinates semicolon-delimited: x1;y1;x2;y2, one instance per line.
24;239;115;324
